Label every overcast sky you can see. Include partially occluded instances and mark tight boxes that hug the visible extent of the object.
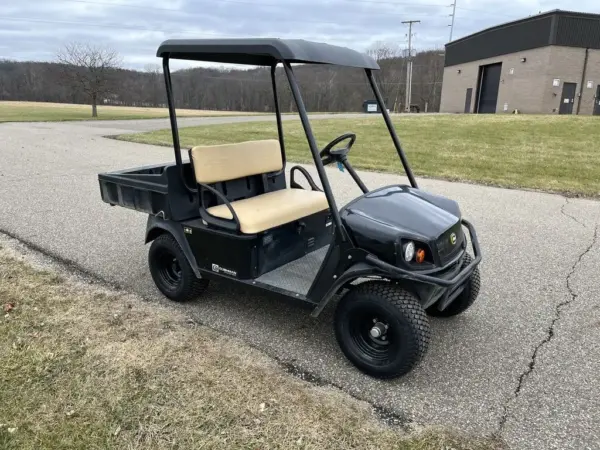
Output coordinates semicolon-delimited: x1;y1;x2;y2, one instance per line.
0;0;598;70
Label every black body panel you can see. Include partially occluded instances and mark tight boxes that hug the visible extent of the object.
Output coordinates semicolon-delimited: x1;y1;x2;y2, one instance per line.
340;185;461;266
181;210;332;280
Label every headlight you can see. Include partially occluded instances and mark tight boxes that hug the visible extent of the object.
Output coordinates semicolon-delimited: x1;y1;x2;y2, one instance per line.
403;241;415;262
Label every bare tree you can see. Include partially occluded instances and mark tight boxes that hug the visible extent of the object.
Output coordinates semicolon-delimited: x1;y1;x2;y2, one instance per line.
56;42;122;117
367;41;405;112
144;64;163;107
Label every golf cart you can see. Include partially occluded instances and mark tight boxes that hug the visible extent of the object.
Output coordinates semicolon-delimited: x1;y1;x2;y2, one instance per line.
98;39;482;379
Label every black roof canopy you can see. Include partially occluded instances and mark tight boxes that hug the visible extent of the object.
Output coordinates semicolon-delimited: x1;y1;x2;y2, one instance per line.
445;10;600;67
156;38;380;70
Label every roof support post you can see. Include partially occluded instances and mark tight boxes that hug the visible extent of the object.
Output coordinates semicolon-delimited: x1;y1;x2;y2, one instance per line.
271;64;286;166
283;62;346;242
365;69;418;189
162;57;194;193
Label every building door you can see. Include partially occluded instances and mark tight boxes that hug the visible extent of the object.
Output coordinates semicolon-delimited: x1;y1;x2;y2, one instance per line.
594;85;600;116
464;88;473;113
475;63;502;114
559;82;577;115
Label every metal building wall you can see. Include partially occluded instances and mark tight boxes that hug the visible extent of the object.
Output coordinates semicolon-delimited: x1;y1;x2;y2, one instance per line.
445;17;553;67
554;15;600;48
445;11;600;68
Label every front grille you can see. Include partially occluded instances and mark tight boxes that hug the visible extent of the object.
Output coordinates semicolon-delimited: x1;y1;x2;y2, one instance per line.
436;223;464;265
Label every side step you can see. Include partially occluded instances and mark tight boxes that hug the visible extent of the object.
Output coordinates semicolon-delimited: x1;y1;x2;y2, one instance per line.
255;245;329;296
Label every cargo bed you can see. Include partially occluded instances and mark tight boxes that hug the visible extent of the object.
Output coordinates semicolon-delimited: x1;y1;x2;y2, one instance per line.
98;162;199;221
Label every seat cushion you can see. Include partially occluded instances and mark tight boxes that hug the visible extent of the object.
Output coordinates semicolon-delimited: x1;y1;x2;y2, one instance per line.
190;140;283;184
207;189;329;234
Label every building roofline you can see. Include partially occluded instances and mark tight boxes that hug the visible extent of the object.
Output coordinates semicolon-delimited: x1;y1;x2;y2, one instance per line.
446;9;600;48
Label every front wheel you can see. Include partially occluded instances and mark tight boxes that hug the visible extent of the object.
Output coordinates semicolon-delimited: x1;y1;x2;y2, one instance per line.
148;233;209;302
335;281;430;379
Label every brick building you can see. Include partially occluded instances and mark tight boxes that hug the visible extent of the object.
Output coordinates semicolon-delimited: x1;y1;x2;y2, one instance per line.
440;10;600;115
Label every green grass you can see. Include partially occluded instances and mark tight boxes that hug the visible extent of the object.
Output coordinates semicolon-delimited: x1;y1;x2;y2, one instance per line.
0;244;504;450
0;101;256;122
118;114;600;197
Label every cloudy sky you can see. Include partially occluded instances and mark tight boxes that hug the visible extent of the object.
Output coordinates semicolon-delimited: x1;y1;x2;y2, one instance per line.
1;0;598;70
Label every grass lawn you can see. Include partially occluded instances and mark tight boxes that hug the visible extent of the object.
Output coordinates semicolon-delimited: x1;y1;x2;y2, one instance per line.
0;242;502;449
0;101;256;122
118;114;600;197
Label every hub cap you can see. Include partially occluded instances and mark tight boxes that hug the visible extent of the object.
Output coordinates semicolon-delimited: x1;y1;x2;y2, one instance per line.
156;249;182;289
348;310;393;364
370;321;388;338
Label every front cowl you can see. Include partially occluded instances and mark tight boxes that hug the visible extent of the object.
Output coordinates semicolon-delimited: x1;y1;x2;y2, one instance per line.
340;185;461;264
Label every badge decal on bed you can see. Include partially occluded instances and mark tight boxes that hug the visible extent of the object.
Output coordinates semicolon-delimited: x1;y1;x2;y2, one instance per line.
212;264;237;277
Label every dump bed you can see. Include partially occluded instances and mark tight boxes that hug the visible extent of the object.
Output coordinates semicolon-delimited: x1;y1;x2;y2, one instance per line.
98;162;199;221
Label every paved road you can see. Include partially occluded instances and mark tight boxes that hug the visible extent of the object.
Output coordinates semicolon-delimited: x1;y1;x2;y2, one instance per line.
1;117;599;449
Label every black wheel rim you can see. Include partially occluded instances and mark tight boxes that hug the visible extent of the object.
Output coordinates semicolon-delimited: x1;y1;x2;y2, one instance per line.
347;305;395;365
155;248;182;290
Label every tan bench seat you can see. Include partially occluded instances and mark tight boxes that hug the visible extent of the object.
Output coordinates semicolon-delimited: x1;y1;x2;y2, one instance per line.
190;139;329;234
207;188;328;234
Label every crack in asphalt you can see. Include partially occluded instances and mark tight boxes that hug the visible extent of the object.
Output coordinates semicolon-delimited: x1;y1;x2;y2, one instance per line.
497;224;599;434
560;197;587;228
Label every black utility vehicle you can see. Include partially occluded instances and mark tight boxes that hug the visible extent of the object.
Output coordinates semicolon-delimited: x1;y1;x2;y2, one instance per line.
98;39;482;379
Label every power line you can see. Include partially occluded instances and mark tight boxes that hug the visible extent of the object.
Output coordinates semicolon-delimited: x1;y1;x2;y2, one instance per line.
455;6;514;18
65;0;450;10
0;14;448;42
0;16;229;37
343;0;446;6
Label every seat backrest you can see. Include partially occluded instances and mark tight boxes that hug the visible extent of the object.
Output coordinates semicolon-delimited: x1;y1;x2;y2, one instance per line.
190;139;283;184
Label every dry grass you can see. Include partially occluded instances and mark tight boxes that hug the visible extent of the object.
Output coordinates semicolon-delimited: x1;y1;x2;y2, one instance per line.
0;242;503;450
118;114;600;197
0;101;257;122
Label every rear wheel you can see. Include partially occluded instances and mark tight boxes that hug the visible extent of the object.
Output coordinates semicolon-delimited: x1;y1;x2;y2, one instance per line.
148;233;209;302
427;253;480;317
335;281;430;379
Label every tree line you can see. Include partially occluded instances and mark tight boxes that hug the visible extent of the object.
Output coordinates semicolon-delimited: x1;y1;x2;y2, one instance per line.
0;42;444;116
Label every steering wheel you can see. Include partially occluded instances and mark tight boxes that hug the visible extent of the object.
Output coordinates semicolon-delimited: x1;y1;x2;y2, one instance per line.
319;133;356;166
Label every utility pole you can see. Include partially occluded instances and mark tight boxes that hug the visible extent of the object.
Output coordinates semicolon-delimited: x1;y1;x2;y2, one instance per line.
402;20;420;113
448;1;457;42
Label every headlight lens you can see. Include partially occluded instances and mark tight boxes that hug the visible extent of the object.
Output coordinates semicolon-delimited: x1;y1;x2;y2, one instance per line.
403;241;415;262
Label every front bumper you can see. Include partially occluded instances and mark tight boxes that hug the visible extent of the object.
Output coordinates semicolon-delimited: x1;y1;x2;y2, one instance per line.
365;219;481;307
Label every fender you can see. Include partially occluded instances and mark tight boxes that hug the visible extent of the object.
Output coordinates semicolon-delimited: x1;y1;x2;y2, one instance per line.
145;215;201;278
310;262;382;317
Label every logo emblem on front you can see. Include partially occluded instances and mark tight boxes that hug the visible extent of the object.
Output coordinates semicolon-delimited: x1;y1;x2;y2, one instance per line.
450;232;457;245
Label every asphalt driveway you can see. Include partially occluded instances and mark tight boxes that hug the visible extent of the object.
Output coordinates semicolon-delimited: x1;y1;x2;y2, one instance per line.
1;117;599;449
